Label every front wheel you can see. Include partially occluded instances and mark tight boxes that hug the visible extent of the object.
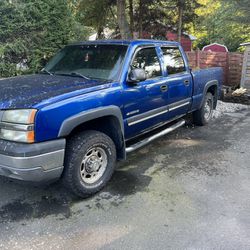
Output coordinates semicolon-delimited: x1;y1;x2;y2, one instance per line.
62;130;116;198
193;92;214;126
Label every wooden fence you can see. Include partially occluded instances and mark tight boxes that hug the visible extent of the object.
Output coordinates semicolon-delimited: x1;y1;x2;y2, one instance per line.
186;51;244;87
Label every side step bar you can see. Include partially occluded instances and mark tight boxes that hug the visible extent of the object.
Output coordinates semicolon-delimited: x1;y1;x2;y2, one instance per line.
126;119;186;153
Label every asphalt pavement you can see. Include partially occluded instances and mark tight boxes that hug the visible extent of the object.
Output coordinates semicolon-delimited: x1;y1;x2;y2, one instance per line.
0;102;250;250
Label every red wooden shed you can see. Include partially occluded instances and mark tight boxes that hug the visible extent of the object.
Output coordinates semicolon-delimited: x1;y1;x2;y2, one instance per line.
202;43;228;52
166;31;196;52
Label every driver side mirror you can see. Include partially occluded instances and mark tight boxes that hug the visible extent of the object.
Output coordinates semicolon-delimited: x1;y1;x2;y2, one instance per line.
128;68;147;83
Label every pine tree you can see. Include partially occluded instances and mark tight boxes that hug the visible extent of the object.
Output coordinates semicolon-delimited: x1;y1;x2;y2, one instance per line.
0;0;77;77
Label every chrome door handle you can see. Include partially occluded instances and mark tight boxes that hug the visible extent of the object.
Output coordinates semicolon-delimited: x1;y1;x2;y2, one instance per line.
160;85;168;92
184;80;190;85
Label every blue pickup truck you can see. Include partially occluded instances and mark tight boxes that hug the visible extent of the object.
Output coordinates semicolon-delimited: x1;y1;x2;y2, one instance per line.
0;40;223;197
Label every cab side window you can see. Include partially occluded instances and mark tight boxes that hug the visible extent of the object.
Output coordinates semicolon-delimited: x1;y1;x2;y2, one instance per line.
131;47;162;79
161;47;186;75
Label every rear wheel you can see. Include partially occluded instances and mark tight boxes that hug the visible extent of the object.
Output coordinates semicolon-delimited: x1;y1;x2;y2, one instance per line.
62;130;116;198
193;92;214;126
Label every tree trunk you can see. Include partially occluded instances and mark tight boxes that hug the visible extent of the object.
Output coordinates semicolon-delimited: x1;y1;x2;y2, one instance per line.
177;0;184;43
117;0;132;39
129;0;134;38
97;26;104;39
138;0;143;38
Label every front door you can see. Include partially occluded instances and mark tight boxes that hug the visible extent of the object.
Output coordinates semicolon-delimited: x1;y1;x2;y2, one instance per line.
123;46;169;139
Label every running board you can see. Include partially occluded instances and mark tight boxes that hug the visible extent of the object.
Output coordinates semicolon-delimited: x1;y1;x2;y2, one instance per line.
125;119;186;153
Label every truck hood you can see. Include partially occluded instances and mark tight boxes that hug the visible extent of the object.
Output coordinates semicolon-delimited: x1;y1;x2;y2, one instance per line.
0;74;110;109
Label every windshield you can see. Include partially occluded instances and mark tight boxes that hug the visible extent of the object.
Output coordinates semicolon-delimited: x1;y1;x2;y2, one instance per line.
44;44;128;81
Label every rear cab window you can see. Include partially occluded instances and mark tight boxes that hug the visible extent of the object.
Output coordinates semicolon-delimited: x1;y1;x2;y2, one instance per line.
161;47;186;75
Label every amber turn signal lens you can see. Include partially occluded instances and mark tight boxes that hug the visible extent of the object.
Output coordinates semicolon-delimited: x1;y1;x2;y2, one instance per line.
27;131;35;143
28;109;37;124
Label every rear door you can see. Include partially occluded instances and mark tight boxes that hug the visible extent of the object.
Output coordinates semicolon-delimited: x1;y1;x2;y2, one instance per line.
160;46;193;117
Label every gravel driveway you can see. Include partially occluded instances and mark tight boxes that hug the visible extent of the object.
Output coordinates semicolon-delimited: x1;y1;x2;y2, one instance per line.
0;101;250;250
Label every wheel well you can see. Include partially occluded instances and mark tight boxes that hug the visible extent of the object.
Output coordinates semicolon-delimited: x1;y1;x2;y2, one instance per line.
207;85;218;109
67;116;125;160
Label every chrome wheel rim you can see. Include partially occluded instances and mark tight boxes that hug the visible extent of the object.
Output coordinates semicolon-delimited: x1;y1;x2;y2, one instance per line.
204;99;212;121
80;147;108;184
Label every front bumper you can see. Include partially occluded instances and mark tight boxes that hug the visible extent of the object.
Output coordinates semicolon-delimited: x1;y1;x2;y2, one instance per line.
0;139;65;182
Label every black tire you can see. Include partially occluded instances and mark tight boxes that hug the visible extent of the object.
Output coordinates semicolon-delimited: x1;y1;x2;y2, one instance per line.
62;130;116;198
193;92;214;126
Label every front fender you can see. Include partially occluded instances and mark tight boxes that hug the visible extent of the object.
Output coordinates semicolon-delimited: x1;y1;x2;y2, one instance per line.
58;105;124;137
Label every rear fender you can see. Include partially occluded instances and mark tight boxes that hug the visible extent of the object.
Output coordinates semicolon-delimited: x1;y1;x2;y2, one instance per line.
200;80;218;109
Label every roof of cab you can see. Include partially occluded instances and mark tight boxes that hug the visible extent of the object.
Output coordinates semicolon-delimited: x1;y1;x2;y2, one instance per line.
69;39;180;47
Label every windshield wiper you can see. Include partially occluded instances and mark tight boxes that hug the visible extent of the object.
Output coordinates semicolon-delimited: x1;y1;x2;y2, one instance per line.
53;72;91;80
70;72;90;80
40;68;53;76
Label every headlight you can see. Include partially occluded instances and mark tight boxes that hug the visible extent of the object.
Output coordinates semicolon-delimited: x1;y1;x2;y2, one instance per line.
0;109;37;143
2;109;36;124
